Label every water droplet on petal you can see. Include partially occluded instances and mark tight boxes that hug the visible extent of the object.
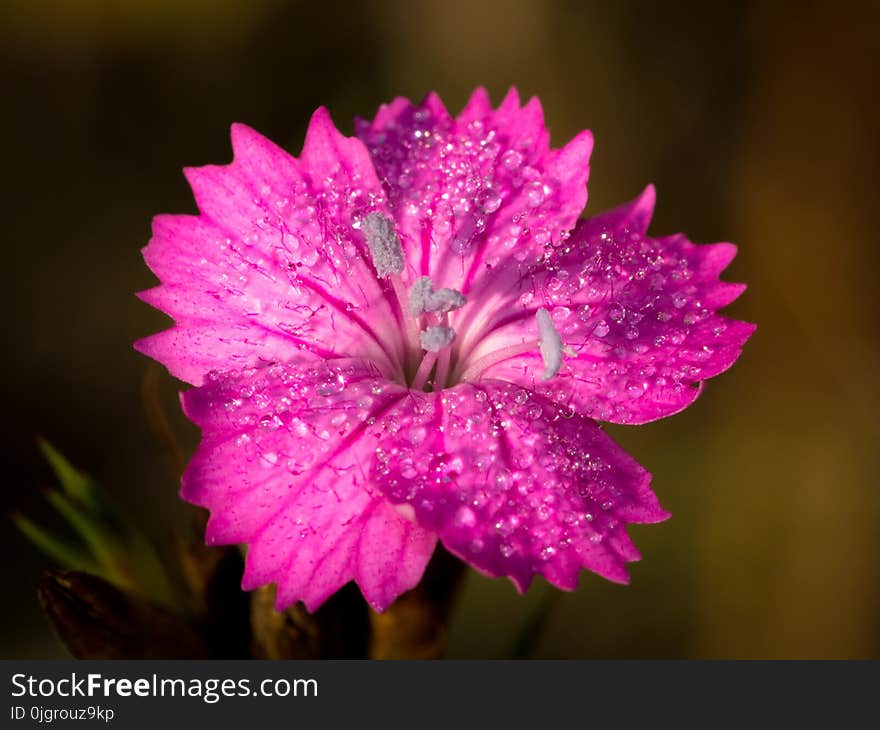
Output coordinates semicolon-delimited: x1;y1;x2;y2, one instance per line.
478;189;503;214
454;506;477;528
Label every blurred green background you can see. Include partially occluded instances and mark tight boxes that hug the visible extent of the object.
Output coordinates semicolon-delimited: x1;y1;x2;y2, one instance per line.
3;0;879;658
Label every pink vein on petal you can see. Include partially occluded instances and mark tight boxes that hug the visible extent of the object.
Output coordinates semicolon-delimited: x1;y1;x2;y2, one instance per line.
180;358;436;612
136;109;404;386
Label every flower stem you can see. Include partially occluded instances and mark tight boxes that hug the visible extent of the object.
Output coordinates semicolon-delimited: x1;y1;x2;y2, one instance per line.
368;545;465;659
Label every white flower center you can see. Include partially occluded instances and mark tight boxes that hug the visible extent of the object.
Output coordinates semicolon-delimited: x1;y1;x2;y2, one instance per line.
361;213;569;391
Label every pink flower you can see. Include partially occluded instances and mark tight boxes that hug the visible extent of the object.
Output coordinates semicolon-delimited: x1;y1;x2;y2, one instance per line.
136;88;754;612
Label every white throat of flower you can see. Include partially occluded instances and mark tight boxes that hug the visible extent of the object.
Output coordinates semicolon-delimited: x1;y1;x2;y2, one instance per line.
362;212;571;391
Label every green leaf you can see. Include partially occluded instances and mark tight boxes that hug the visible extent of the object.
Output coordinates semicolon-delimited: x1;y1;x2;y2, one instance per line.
38;439;129;537
29;441;179;610
43;490;124;580
11;513;100;575
43;489;176;608
118;529;178;610
37;439;94;506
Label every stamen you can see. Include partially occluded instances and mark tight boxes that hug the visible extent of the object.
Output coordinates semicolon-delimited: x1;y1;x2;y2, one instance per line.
434;345;452;390
456;309;571;383
409;276;467;317
391;275;421;365
457;340;539;382
433;311;454;389
537;307;567;380
411;351;438;391
420;325;456;352
409;276;434;317
362;212;404;278
359;212;418;374
430;287;467;313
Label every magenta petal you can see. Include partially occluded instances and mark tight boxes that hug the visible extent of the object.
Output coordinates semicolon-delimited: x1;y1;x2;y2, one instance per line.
474;186;756;424
135;92;755;609
136;113;402;386
371;381;668;593
357;88;592;296
457;86;492;124
180;359;436;612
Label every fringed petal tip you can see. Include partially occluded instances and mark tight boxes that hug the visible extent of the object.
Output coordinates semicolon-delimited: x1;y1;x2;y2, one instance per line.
135;108;402;385
357;87;591;294
370;382;669;596
178;360;437;615
479;185;755;425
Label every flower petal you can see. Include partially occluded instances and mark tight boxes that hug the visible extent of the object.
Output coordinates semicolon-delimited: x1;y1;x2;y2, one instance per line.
468;187;756;424
180;359;436;612
137;111;405;386
371;381;668;593
356;88;592;301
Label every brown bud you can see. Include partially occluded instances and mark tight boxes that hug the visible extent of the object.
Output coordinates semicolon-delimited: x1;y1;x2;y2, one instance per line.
38;570;208;659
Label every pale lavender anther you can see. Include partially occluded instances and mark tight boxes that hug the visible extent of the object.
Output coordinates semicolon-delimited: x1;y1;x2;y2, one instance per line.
409;276;435;317
536;307;565;380
361;211;404;278
420;325;456;352
410;276;467;317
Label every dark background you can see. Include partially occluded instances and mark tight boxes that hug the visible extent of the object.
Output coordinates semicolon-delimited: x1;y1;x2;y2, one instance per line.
3;0;879;658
